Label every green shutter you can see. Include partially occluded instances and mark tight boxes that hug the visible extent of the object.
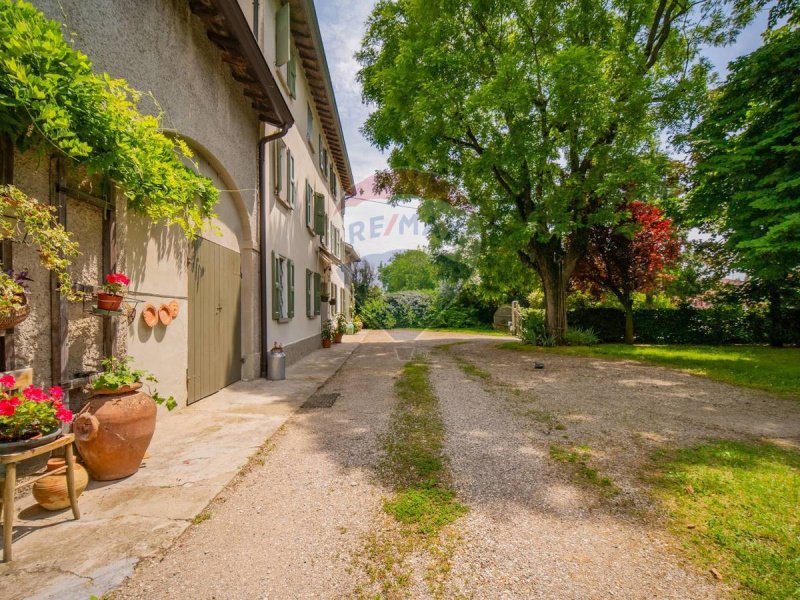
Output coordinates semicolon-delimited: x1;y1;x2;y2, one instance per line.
313;272;321;316
287;259;295;318
314;193;325;234
287;52;297;98
305;269;312;317
271;251;280;320
305;182;313;228
274;143;282;193
287;150;294;206
275;3;291;66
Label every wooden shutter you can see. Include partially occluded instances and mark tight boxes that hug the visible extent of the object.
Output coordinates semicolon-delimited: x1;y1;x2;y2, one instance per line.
274;143;283;194
305;269;312;317
275;3;291;66
287;52;297;98
287;259;295;318
271;252;280;320
305;181;313;227
314;193;325;234
313;272;321;316
287;150;295;206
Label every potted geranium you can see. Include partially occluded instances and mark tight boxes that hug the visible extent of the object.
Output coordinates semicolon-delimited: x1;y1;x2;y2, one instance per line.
334;313;347;343
97;272;130;311
74;356;175;480
321;320;334;348
0;269;33;330
0;375;72;454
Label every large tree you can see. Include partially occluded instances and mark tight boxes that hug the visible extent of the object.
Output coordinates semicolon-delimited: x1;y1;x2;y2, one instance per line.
688;19;800;346
572;201;681;343
358;0;754;340
379;249;438;291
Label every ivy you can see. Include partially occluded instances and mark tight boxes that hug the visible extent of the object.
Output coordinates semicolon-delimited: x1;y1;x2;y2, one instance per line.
0;0;218;237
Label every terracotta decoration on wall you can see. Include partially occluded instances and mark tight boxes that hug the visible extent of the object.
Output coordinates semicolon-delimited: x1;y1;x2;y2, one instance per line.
168;299;179;318
158;303;173;326
141;303;158;328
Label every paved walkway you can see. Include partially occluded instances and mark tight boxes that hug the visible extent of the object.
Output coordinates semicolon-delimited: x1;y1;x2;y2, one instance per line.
0;335;363;600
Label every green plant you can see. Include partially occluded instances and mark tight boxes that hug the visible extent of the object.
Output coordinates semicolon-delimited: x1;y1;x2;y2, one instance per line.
92;356;176;410
353;315;363;332
334;312;348;335
0;185;81;316
358;296;396;329
0;2;217;237
0;374;72;442
321;319;335;341
102;272;130;296
519;308;546;345
563;327;599;346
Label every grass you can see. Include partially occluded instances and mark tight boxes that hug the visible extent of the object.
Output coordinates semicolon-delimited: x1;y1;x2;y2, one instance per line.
650;441;800;598
192;511;212;524
452;355;491;380
499;342;800;398
405;326;512;337
549;444;619;497
355;358;467;598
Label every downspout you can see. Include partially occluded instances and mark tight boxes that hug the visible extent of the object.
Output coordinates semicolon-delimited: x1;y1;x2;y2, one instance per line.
258;123;290;378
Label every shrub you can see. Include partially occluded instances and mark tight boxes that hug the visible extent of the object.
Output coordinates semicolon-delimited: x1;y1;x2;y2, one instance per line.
564;327;599;346
385;290;436;327
519;308;546;345
358;296;396;329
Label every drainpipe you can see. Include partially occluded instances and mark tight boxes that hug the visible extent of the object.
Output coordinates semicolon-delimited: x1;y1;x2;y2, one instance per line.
258;123;290;378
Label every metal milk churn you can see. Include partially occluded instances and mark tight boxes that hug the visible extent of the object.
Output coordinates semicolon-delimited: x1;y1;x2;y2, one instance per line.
267;342;286;381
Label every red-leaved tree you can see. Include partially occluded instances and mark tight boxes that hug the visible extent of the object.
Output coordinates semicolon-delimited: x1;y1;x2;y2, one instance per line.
572;201;681;343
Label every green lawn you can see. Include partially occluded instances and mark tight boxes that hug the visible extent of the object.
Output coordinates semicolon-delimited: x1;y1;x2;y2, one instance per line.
498;343;800;398
412;327;512;337
650;441;800;598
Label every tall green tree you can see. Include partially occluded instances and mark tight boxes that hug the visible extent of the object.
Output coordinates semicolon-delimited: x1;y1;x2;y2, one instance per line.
688;19;800;345
358;0;754;340
379;249;439;291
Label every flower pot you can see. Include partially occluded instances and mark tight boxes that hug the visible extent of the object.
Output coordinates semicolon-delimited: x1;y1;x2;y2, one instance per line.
96;292;123;311
92;382;142;396
322;338;332;349
32;457;89;511
0;428;62;455
74;389;157;480
334;332;343;344
0;296;30;330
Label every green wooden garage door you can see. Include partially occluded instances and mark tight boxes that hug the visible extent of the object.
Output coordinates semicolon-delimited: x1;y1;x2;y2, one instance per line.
188;238;242;404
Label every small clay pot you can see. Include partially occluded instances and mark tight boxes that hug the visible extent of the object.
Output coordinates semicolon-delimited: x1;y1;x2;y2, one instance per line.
97;293;123;311
334;332;343;344
32;457;89;511
158;304;173;326
168;299;179;318
322;338;332;349
141;303;158;328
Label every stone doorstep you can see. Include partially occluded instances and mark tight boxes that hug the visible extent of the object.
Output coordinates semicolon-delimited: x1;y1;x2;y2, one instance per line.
0;337;361;600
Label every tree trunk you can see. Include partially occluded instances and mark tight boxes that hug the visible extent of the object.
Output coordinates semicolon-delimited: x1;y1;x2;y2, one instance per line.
623;299;634;344
537;257;570;343
768;287;783;348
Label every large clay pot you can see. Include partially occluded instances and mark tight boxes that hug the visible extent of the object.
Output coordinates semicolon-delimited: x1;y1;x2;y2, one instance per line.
74;390;157;480
32;457;89;510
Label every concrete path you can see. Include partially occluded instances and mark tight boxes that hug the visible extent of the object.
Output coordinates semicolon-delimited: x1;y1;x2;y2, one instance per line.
0;335;363;600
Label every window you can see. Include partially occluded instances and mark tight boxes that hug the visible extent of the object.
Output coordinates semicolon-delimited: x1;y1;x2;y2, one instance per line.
275;3;291;66
273;140;284;196
313;272;321;315
272;253;294;321
307;104;315;146
305;180;313;229
314;192;325;235
318;134;328;173
330;166;338;198
286;149;296;207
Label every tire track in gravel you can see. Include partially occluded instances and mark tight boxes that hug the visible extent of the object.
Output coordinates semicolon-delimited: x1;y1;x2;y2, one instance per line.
430;348;721;599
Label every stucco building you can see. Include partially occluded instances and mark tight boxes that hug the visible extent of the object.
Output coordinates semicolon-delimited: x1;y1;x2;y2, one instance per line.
2;0;353;410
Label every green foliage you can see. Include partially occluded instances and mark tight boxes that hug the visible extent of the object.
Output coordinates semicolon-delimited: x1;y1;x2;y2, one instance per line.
93;356;176;410
379;249;438;292
651;441;800;598
321;319;335;341
385;290;436;327
563;327;599;346
567;306;800;345
359;0;751;337
518;308;547;345
358;295;396;329
351;260;377;311
0;185;80;314
334;312;348;335
0;1;217;237
499;343;800;398
549;444;618;496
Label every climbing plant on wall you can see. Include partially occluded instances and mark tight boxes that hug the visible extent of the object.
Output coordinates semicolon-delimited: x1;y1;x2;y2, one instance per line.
0;0;219;236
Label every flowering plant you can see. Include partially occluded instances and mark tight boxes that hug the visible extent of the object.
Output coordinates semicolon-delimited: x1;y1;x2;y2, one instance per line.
321;319;335;341
102;272;130;296
92;356;177;410
0;375;72;443
335;313;348;335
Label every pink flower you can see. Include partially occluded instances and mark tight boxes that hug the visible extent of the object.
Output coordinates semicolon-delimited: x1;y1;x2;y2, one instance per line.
0;374;16;388
105;273;130;286
56;407;73;422
7;396;21;407
22;385;48;402
48;386;64;400
0;400;16;417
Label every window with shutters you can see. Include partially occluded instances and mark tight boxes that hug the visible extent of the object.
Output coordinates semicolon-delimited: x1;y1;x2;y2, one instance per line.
318;134;328;173
314;192;325;236
306;104;315;148
305;181;314;231
287;50;297;98
286;150;296;207
306;269;314;318
313;272;321;316
273;140;285;198
272;254;294;321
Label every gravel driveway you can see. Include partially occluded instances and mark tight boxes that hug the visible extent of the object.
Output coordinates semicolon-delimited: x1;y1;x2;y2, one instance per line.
110;331;800;598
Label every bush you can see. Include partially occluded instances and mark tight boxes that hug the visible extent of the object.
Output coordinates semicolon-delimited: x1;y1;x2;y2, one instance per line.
564;327;599;346
519;308;546;345
385;290;436;327
359;296;396;329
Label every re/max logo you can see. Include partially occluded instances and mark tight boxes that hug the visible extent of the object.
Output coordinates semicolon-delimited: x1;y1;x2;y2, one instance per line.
348;213;428;242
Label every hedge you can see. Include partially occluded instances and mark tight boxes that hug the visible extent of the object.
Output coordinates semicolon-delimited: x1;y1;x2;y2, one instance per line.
568;307;800;345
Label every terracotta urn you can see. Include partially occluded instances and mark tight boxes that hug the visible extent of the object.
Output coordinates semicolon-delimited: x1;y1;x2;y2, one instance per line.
74;389;157;480
96;292;123;311
32;457;89;511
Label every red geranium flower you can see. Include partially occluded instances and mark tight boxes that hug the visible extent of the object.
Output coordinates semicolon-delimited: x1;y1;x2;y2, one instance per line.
0;400;16;417
105;273;130;286
48;386;64;400
0;374;16;388
22;385;48;402
55;406;74;422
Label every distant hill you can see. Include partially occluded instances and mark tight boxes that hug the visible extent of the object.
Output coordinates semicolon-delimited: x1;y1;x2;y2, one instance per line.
359;249;401;270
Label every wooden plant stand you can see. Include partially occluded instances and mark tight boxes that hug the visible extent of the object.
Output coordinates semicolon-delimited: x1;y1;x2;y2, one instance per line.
0;433;80;562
